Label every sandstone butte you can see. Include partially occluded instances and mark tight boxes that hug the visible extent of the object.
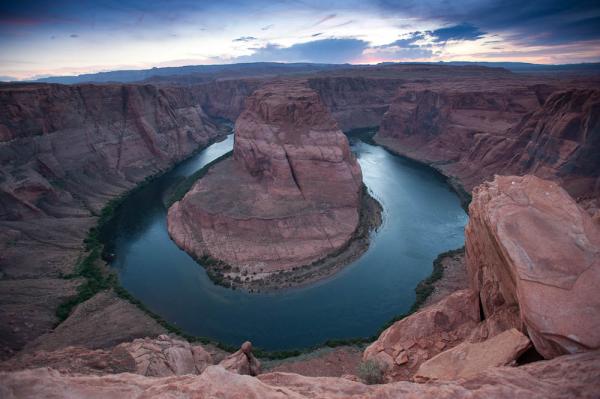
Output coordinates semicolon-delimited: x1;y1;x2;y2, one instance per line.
167;81;364;282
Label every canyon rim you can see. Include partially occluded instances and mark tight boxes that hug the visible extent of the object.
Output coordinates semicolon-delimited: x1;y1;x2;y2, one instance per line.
2;1;600;397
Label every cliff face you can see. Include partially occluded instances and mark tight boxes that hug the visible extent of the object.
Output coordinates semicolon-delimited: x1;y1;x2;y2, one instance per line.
0;83;222;219
307;76;405;131
167;81;364;286
497;89;600;198
375;84;600;199
0;83;223;357
466;175;600;359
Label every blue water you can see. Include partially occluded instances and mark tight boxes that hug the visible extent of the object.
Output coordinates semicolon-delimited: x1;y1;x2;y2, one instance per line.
108;134;467;350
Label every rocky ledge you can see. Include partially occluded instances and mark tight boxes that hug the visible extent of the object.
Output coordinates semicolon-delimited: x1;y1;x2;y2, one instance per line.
167;81;381;290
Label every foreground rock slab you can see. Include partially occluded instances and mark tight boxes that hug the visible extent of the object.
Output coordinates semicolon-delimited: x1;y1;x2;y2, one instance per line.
466;175;600;359
2;350;600;398
168;81;364;286
414;328;531;382
0;335;213;377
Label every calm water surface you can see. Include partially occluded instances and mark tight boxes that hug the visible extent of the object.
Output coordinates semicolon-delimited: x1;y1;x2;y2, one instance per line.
108;134;467;350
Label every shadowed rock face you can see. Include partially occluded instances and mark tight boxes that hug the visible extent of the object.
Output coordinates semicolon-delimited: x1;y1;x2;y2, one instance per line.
499;89;600;198
375;85;600;199
0;83;223;357
167;81;363;278
466;175;600;359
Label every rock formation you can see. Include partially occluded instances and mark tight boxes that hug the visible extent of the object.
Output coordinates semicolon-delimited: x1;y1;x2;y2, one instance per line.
414;328;531;382
363;289;481;381
0;82;224;357
167;81;366;287
218;341;261;376
1;350;600;398
375;83;600;200
0;335;213;377
466;175;600;359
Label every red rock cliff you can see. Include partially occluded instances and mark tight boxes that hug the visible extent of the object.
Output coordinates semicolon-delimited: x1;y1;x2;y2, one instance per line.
0;82;223;357
466;175;600;359
375;83;600;199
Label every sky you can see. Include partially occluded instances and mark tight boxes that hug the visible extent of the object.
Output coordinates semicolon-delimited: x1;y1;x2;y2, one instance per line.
1;0;600;80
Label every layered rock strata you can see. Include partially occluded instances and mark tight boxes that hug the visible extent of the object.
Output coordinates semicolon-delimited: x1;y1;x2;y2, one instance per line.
0;83;224;357
375;84;600;199
168;82;368;287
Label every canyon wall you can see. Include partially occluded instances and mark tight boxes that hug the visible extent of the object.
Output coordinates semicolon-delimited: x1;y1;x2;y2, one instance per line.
307;76;405;131
0;83;224;357
167;81;365;287
375;82;600;199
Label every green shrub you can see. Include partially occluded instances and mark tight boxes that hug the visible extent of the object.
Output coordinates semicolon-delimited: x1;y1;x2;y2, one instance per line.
357;360;384;384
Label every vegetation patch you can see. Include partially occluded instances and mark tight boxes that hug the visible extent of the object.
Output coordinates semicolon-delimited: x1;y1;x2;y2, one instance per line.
357;359;384;384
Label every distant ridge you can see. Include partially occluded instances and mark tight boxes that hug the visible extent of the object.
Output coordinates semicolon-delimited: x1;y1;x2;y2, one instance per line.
31;62;351;84
23;61;600;85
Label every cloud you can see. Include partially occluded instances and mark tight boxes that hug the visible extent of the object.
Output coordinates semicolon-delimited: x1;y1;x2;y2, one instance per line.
236;38;368;64
313;14;336;27
70;33;79;38
233;36;257;42
261;24;274;31
376;0;600;46
431;23;485;42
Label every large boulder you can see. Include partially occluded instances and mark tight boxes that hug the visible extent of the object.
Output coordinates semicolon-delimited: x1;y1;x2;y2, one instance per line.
167;81;364;286
466;175;600;358
116;335;213;377
414;328;531;382
363;289;480;381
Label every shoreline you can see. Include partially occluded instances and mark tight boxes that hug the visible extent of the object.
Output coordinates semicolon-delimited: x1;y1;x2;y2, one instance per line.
369;132;472;211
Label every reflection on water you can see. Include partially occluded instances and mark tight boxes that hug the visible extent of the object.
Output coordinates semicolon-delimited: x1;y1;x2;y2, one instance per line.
108;134;467;350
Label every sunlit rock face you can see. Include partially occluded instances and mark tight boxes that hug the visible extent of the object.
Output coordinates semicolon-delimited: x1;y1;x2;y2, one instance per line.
167;81;363;279
466;175;600;359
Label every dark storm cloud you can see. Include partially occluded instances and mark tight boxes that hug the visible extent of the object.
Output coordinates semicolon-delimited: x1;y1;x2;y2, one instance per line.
237;38;368;64
376;0;600;45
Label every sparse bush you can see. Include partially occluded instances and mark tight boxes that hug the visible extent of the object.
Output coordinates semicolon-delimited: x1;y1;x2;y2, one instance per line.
357;360;384;384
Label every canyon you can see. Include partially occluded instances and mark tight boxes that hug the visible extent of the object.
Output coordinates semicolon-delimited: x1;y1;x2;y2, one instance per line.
1;63;599;396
